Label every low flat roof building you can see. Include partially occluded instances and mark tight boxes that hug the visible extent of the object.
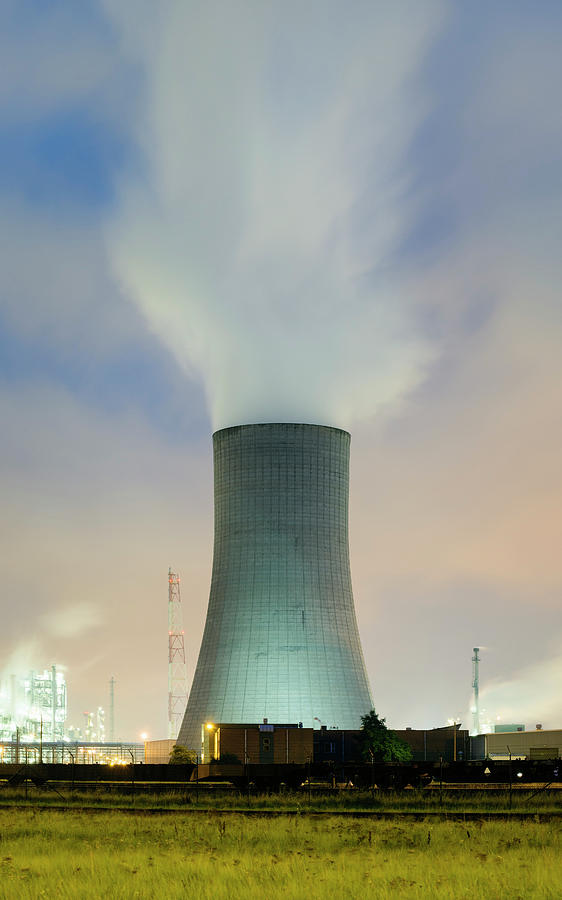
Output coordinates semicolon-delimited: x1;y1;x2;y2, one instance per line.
144;739;176;765
201;722;313;765
313;725;469;764
471;728;562;760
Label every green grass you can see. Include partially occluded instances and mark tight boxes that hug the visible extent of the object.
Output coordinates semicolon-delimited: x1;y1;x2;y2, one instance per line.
0;785;561;815
0;809;560;898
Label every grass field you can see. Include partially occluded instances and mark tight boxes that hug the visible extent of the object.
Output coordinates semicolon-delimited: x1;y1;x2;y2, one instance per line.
0;785;561;815
0;809;560;898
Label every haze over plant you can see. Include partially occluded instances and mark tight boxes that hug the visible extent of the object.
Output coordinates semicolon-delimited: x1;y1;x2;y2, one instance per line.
1;1;561;737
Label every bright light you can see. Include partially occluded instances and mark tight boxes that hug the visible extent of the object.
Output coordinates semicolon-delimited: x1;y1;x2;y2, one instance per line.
517;772;523;778
140;732;148;741
206;723;215;731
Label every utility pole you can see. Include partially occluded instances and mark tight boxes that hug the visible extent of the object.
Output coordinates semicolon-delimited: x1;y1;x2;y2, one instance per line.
51;665;57;743
168;568;187;740
472;648;480;736
109;676;115;742
453;724;457;762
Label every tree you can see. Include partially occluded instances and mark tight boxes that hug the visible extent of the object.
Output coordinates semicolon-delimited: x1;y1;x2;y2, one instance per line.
360;709;413;763
169;744;197;765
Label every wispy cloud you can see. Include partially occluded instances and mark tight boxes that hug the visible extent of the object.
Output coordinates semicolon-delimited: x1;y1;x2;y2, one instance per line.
41;602;103;639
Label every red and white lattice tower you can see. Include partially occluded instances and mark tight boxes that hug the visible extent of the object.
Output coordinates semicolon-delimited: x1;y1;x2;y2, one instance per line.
168;568;187;739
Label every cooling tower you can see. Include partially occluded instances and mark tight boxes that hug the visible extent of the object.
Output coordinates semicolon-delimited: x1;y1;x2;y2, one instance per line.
178;423;373;750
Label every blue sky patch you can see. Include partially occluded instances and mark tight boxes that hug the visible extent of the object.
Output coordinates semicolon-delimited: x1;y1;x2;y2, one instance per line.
0;109;128;215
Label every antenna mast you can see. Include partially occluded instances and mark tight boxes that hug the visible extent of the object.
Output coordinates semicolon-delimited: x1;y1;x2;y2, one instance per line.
168;568;187;739
109;676;115;741
471;647;480;735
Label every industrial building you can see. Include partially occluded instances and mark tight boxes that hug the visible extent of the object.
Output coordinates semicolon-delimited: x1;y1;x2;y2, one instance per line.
170;720;469;768
0;741;144;764
0;667;66;743
471;727;562;761
145;739;177;765
179;423;373;750
201;722;313;765
395;726;469;762
312;725;469;764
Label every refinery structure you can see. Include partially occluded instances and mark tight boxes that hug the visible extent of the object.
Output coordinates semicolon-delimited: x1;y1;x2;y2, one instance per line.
0;666;110;746
179;423;373;751
0;668;145;764
0;666;67;744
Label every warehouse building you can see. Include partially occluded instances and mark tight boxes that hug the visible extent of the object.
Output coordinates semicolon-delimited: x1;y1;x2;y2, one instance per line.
471;727;562;760
313;725;469;764
201;722;313;765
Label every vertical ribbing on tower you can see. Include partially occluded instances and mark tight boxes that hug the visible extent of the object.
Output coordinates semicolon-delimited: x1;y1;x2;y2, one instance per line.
178;424;373;751
168;568;187;739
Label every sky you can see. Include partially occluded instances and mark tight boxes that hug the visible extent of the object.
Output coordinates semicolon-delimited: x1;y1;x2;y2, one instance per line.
1;0;561;740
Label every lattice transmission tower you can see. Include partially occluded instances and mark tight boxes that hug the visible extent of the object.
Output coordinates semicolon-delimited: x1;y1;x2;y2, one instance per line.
168;568;187;739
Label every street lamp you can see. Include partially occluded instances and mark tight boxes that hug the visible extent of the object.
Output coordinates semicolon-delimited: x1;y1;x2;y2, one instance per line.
202;723;217;763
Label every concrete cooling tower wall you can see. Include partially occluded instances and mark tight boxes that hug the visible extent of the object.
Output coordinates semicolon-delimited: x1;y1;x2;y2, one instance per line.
178;422;373;751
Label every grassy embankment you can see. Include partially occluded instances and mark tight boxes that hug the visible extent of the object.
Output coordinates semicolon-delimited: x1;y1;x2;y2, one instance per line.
0;809;560;899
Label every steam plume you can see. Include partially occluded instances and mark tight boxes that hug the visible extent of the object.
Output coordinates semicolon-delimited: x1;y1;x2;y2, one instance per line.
479;651;562;730
105;1;445;428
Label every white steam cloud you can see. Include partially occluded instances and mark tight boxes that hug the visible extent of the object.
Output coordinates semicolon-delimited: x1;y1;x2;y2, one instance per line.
105;1;445;429
1;641;43;681
41;602;103;640
479;651;562;730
